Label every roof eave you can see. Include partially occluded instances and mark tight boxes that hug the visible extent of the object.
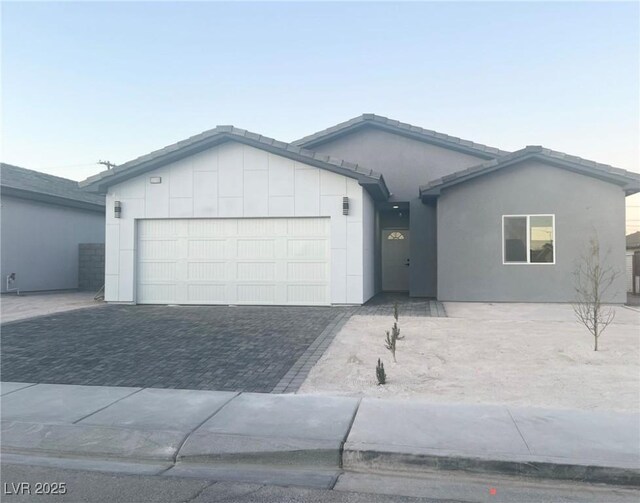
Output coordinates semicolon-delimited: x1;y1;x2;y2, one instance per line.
294;116;506;160
80;131;390;199
80;133;232;193
0;186;105;212
361;179;390;202
419;152;640;201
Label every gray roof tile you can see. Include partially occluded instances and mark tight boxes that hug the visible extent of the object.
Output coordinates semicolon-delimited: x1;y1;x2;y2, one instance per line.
79;126;390;200
627;231;640;249
1;163;104;207
420;146;640;197
292;114;510;158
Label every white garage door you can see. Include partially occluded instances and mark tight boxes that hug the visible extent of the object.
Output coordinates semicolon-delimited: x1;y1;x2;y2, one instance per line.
136;218;330;305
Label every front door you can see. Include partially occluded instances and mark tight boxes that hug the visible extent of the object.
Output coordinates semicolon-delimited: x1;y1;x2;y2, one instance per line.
381;229;410;291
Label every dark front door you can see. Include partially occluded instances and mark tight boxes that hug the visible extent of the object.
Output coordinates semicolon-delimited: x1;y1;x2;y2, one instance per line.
381;229;410;291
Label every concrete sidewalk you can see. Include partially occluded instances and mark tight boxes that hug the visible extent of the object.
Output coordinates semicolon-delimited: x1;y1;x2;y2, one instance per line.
1;382;639;488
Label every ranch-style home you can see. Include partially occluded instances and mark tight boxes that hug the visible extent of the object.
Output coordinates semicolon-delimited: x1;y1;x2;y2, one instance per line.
1;163;105;293
80;114;639;306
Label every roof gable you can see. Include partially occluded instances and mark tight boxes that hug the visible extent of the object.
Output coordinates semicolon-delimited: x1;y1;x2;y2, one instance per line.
420;146;640;201
80;126;390;201
293;114;509;160
0;163;105;211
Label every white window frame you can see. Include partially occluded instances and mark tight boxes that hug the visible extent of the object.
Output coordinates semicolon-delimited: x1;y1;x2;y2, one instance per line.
502;214;556;265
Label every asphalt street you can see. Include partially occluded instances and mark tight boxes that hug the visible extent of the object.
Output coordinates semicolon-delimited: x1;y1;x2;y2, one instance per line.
2;463;639;503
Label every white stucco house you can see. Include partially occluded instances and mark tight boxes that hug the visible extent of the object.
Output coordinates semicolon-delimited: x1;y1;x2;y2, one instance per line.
81;127;386;305
80;115;639;306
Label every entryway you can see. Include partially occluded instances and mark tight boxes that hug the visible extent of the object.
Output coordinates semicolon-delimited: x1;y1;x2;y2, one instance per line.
379;203;411;292
356;292;446;317
381;229;410;291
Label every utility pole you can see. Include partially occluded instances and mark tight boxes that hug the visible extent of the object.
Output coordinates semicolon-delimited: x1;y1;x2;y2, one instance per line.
98;160;117;170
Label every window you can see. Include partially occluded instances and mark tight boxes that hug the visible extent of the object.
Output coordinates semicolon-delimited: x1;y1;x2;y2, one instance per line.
387;231;405;240
503;215;555;264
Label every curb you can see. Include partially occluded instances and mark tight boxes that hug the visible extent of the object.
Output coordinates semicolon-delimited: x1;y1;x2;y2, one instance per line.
343;448;640;487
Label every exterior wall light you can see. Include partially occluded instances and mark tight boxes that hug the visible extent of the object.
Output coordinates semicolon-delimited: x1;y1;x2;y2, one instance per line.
114;200;122;218
149;176;162;184
342;197;349;215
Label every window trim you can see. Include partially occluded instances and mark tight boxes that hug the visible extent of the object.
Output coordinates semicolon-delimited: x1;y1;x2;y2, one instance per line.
502;214;556;265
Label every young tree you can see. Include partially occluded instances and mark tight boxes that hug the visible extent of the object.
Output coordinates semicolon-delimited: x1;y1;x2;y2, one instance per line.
572;236;621;351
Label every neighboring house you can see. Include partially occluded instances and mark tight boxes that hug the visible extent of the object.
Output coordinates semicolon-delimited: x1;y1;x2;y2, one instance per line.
1;164;105;293
626;231;640;293
80;115;640;305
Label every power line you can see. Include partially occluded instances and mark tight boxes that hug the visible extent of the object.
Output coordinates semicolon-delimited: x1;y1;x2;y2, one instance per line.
37;162;99;170
98;160;117;170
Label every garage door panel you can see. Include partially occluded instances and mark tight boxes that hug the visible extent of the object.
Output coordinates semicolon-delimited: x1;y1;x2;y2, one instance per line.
139;240;179;259
288;239;328;259
187;284;228;303
237;284;276;304
287;262;327;281
238;219;286;236
137;218;330;305
139;220;179;238
188;219;237;237
138;284;176;304
188;240;227;259
288;218;328;236
237;262;275;281
287;285;328;305
237;239;275;259
139;262;176;281
188;262;227;281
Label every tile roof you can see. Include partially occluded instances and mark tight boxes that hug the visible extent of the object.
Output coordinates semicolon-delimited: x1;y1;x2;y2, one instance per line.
1;163;105;208
80;126;390;200
292;114;510;158
627;231;640;249
420;146;640;199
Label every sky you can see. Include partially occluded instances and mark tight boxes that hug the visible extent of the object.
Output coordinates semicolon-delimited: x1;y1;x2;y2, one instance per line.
2;1;639;232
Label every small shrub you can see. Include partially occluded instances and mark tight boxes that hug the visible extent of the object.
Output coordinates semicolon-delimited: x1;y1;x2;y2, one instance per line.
393;302;403;340
385;329;397;362
384;302;403;363
376;358;386;385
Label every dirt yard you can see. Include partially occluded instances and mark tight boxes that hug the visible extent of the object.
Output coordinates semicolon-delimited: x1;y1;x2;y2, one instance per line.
299;303;640;412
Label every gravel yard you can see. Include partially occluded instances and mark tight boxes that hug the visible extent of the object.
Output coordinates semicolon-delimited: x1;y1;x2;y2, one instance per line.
299;303;640;412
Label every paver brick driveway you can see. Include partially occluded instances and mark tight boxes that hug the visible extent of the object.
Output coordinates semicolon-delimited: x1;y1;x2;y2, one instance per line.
1;304;349;393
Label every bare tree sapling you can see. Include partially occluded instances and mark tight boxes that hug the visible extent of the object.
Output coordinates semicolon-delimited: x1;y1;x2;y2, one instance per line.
572;236;621;351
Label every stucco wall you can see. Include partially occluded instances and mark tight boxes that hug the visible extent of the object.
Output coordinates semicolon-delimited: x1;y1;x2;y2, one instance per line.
307;126;490;297
362;191;375;301
437;161;627;303
105;141;372;304
0;196;105;292
306;127;489;201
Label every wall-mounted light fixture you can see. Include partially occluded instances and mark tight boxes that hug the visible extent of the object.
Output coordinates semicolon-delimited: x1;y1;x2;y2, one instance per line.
342;197;349;215
114;200;122;218
392;205;399;209
149;176;162;184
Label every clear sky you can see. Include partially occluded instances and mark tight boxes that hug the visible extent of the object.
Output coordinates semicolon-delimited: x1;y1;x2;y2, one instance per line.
2;1;639;231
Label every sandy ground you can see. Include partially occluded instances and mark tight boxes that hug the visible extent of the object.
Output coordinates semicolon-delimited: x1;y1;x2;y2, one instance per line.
299;303;640;412
1;291;103;324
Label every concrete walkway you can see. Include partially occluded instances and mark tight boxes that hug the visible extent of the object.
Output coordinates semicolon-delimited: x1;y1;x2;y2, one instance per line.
1;291;102;324
1;382;638;489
